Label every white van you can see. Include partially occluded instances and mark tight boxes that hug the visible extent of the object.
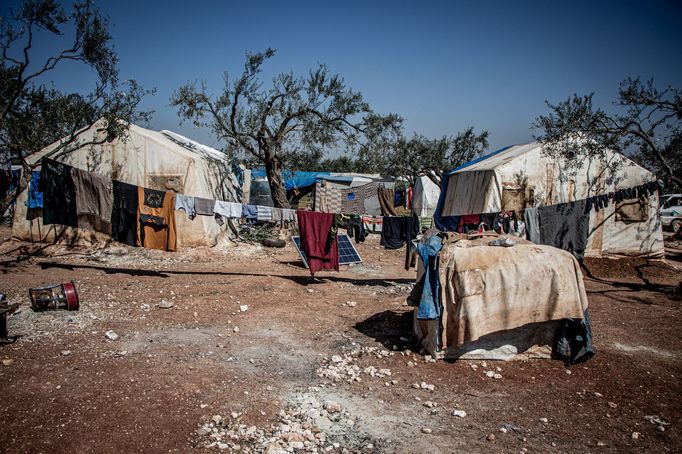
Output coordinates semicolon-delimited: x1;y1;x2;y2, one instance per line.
660;194;682;233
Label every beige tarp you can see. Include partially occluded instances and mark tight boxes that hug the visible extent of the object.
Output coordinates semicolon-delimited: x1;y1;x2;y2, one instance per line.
413;235;589;360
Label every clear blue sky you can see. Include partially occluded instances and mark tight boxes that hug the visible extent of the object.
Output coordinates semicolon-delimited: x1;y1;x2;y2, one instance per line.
4;0;682;155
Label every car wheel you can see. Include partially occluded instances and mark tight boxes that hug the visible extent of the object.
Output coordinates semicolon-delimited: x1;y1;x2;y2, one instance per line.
672;219;682;233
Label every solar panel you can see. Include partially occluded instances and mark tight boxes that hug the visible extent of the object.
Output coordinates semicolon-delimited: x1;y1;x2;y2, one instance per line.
291;234;362;268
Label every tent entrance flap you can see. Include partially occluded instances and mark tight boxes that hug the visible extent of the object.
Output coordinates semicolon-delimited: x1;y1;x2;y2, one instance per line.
441;170;501;216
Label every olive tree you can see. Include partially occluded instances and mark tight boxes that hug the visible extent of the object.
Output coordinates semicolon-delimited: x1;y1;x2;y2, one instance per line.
0;0;152;215
171;48;402;208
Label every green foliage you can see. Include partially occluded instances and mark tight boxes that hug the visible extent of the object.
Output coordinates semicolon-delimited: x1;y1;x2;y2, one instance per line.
534;78;682;190
361;127;489;186
0;0;152;213
171;48;402;208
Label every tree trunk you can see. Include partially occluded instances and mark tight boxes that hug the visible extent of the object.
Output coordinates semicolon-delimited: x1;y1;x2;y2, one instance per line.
264;153;290;209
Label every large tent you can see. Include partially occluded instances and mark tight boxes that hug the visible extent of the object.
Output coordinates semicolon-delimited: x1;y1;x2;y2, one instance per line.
434;142;664;257
411;175;440;217
12;122;242;247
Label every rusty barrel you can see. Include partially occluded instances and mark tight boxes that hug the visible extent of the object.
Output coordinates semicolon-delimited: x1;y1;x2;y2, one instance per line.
28;281;79;311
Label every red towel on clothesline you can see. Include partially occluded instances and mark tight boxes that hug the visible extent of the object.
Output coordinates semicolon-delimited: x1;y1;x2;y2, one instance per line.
296;210;339;276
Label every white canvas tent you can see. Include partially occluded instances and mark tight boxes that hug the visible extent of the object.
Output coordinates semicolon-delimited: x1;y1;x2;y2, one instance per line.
438;142;664;257
411;175;440;217
12;122;242;247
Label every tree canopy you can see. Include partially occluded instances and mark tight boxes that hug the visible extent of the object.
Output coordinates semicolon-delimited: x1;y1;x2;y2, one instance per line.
171;48;402;208
534;78;682;192
355;127;489;187
0;0;152;214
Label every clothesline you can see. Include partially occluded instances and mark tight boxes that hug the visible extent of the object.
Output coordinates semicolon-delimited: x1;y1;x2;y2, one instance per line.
30;158;416;253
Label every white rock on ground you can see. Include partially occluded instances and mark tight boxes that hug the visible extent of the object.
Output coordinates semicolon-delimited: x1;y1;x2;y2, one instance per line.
105;330;119;341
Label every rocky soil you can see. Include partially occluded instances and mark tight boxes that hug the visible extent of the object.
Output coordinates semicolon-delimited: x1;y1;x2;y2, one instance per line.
0;226;680;453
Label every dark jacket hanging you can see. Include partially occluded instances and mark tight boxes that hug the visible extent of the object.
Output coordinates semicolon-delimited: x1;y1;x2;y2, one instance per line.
39;158;77;227
111;180;139;246
380;215;420;249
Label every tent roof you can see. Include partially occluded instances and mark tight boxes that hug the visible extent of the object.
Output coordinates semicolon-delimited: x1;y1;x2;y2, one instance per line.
450;141;655;179
450;143;535;174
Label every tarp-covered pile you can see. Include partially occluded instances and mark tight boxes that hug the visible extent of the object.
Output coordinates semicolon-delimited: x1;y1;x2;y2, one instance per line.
410;232;593;362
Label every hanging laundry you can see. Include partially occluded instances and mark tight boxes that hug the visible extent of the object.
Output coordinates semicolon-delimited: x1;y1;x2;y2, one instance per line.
537;199;589;261
416;234;443;320
296;210;339;276
111;180;139;246
380;215;420;249
394;188;406;208
27;170;43;209
458;214;481;233
213;200;241;218
71;167;113;234
137;187;177;251
194;197;216;216
346;215;367;244
523;207;540;243
242;204;258;220
378;187;397;216
340;187;365;215
314;183;343;213
271;207;284;222
282;208;297;222
256;205;273;221
478;212;498;232
175;194;196;219
40;158;77;227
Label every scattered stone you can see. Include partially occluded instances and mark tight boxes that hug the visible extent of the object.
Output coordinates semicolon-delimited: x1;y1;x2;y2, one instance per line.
597;441;606;447
487;433;496;442
423;401;437;408
239;304;248;312
631;431;640;440
212;415;223;424
565;369;572;375
105;330;119;341
158;299;174;309
346;301;357;307
421;427;432;434
540;417;548;424
306;289;314;293
233;326;240;333
644;415;669;427
499;427;507;433
485;370;495;378
593;392;603;398
113;350;127;357
607;401;618;408
197;427;211;436
324;401;341;414
61;350;72;356
470;364;478;370
493;373;502;379
451;410;467;418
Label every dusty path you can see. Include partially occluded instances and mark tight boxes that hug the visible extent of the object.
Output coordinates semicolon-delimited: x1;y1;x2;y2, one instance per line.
0;230;680;453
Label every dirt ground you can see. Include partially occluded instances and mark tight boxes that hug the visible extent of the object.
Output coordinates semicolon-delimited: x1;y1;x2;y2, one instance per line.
0;225;680;453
